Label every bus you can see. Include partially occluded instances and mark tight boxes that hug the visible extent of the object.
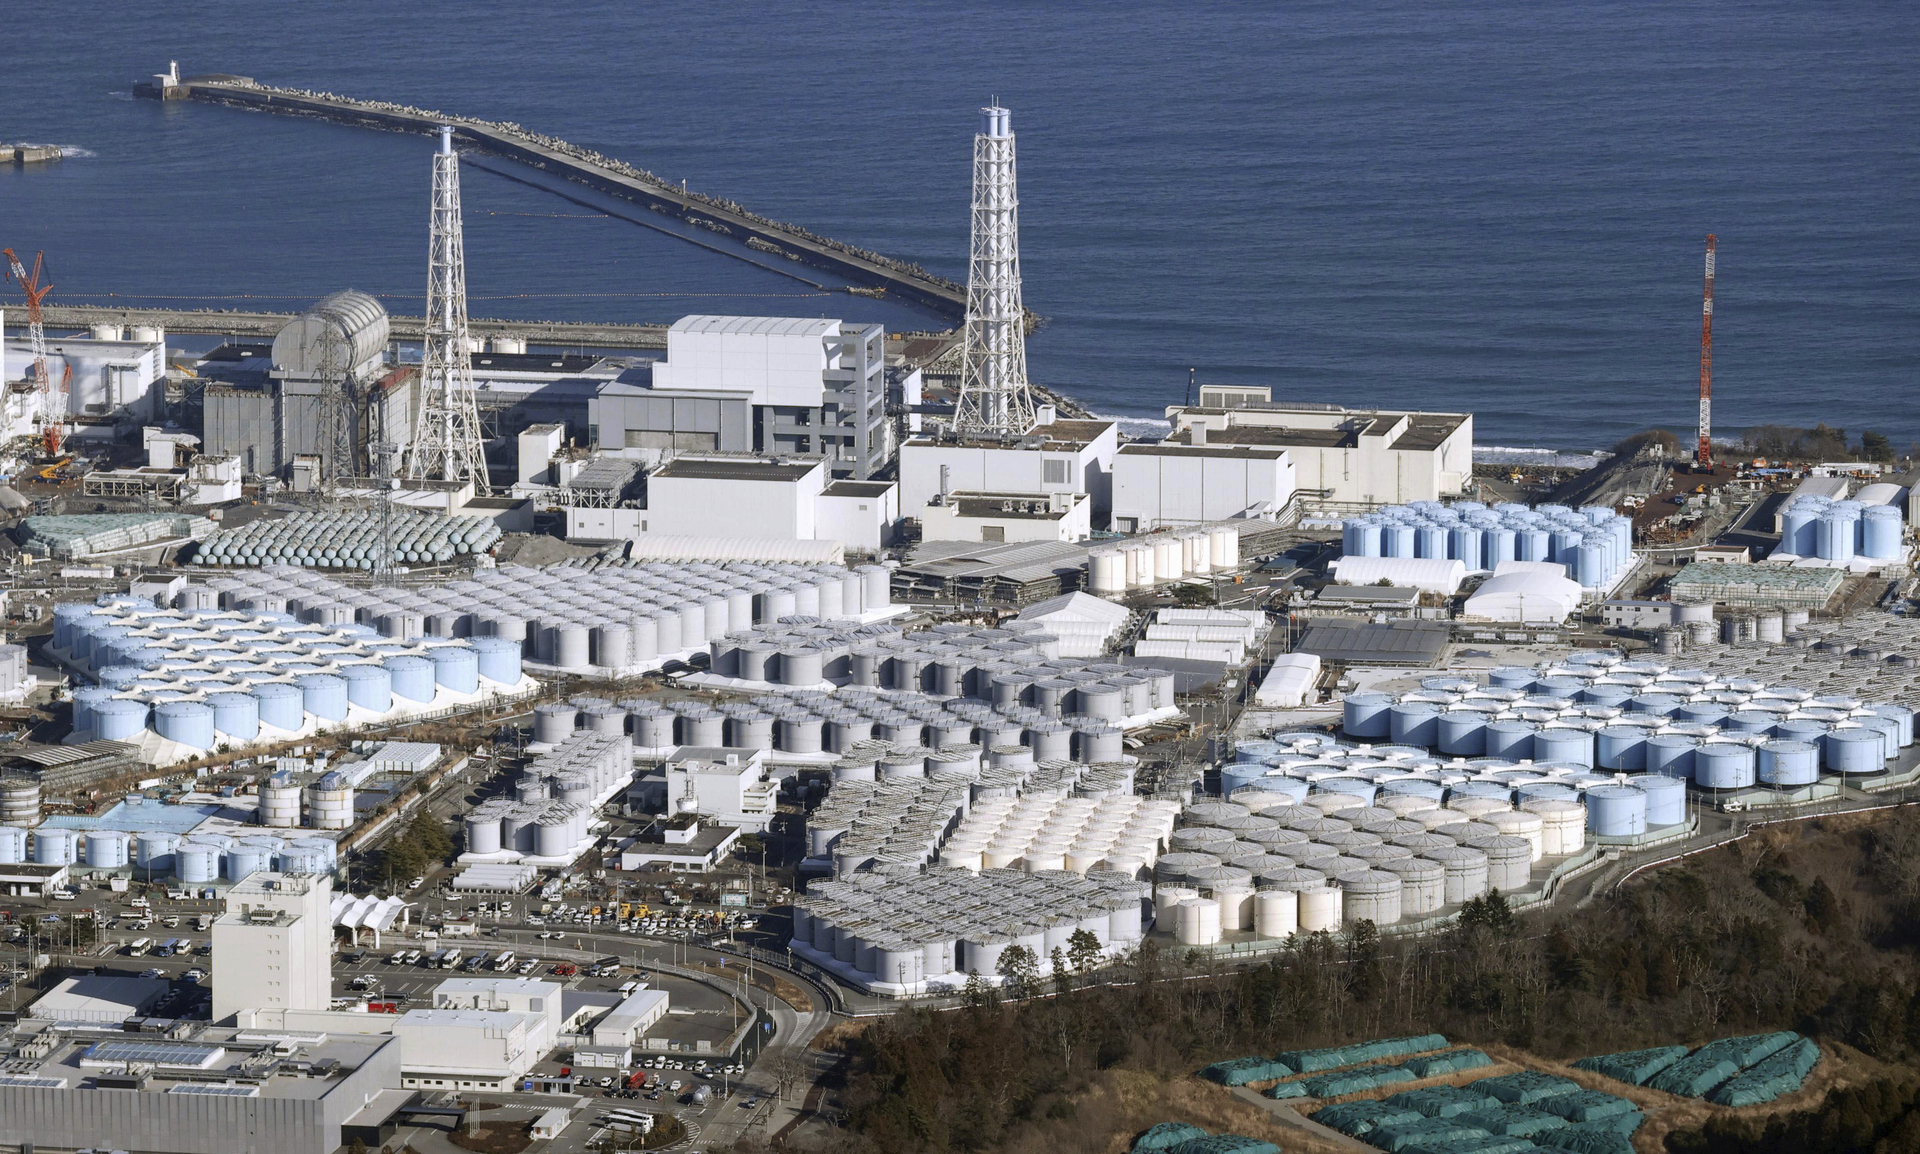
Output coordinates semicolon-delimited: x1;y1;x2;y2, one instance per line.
125;938;151;957
440;949;462;970
493;951;514;971
154;938;182;957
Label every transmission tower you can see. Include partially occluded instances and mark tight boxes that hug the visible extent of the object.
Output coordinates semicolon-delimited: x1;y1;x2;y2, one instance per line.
952;105;1038;438
409;126;491;490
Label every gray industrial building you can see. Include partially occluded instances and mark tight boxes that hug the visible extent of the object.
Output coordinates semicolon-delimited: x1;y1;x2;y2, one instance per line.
588;316;889;479
0;1025;404;1154
201;290;414;481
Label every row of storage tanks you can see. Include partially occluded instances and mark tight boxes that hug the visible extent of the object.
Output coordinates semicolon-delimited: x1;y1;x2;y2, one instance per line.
539;678;1162;765
790;867;1148;985
808;751;1142;878
706;619;1177;719
1341;500;1634;589
0;824;338;880
54;595;524;749
938;793;1181;875
1338;649;1913;793
254;771;353;830
1774;495;1906;561
181;559;893;674
463;734;629;859
192;510;503;568
1153;782;1595;946
1085;526;1244;594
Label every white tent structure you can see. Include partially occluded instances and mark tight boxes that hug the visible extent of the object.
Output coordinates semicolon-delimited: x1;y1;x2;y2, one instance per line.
330;893;412;948
1014;591;1131;658
1254;653;1321;707
1462;561;1583;623
1330;556;1465;595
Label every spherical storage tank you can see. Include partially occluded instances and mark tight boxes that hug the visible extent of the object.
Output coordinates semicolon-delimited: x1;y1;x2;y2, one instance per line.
1584;785;1647;836
176;840;220;883
427;645;480;694
84;830;130;868
154;700;216;749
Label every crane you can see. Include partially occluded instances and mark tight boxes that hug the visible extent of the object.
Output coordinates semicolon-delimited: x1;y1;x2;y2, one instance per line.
2;247;66;455
1697;234;1715;469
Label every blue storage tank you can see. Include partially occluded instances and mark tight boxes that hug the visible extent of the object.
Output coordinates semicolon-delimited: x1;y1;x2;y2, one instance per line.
1483;719;1536;760
252;682;305;731
1674;702;1729;725
52;603;93;649
1580;684;1635;708
1757;740;1821;786
134;832;178;872
154;700;216;749
1626;774;1686;825
1595;725;1647;770
1817;511;1857;561
1388;701;1441;747
204;692;259;740
1857;717;1902;761
295;673;348;722
470;637;523;685
1315;778;1378;804
1862;506;1903;559
1220;763;1268;796
1380;778;1445;801
224;844;273;879
1628;694;1684;717
1643;734;1698;779
1435;711;1487;756
1576;538;1607;587
1534;676;1584;700
1781;502;1820;555
384;654;435;702
339;664;393;712
1823;728;1884;773
1448;527;1483;566
427;646;481;694
1723;710;1778;735
92;698;150;742
1487;666;1537;690
1772;718;1829;745
1585;784;1648;836
1342;692;1394;739
1448;780;1513;803
1414;525;1447;559
1532;727;1594;767
1515;782;1579;803
95;664;143;689
1481;528;1517;570
1693;742;1758;788
1871;703;1915;746
1384;525;1416;558
70;686;118;735
176;841;220;883
1549;529;1582;564
291;837;338;867
275;847;330;875
1241;776;1310;804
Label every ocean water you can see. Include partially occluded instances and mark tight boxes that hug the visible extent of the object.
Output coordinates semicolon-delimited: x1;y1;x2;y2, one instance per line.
4;2;1915;449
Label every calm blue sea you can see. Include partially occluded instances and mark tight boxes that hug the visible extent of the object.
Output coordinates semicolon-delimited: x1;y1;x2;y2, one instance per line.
4;2;1916;449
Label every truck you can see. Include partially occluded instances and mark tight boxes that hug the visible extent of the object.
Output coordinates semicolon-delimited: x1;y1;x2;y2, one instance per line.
196;914;212;931
166;888;191;901
440;948;462;970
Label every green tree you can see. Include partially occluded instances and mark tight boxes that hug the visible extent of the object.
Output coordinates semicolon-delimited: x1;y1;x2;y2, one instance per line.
1861;431;1894;461
1050;947;1072;997
995;944;1040;998
1066;928;1103;975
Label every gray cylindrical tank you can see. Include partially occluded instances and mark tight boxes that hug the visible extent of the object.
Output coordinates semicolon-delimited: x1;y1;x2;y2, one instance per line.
553;624;591;670
465;811;503;855
1375;856;1446;916
777;716;824;755
176;840;220;882
780;647;826;686
592;623;632;669
1757;739;1820;786
728;712;775;750
1693;743;1757;789
427;646;481;694
1423;844;1489;903
1339;870;1402;925
154;700;217;749
533;703;579;744
1584;784;1648;835
678;709;724;747
384;654;436;703
1464;835;1531;892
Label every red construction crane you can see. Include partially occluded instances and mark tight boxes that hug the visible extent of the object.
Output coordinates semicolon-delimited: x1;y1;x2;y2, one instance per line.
3;247;66;455
1697;234;1715;468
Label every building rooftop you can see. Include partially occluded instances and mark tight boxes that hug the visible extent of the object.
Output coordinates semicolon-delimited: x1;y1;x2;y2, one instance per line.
468;352;601;374
671;315;840;337
27;975;170;1023
1295;619;1452;666
822;479;895;497
1170;407;1470;453
433;977;562;1000
1117;441;1291;460
946;492;1080;520
3;1024;394;1101
651;457;822;483
906;418;1117;452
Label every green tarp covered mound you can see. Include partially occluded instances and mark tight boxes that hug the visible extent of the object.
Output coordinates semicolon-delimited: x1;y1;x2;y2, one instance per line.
1278;1033;1449;1074
1536;1091;1638;1124
1205;1056;1294;1086
1708;1036;1819;1107
1401;1049;1494;1078
1303;1063;1417;1098
1571;1044;1688;1086
1472;1071;1582;1106
1312;1099;1423;1137
1384;1085;1502;1119
1134;1122;1209;1152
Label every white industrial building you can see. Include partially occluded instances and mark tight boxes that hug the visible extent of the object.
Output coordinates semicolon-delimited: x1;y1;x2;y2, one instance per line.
898;416;1119;529
1110;441;1296;532
431;977;564;1057
1161;386;1472;507
918;489;1092;543
637;455;898;551
661;750;778;832
2;320;168;435
211;870;334;1023
589;315;890;479
1330;555;1467;595
1012;592;1132;658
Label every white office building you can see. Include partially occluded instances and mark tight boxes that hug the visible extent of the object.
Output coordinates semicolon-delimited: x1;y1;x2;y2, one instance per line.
210;870;333;1023
1110;440;1296;532
898;416;1119;529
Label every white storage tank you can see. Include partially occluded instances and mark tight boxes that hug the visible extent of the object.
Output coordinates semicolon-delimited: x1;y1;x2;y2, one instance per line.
176;840;220;882
305;772;354;830
1296;885;1344;932
1339;870;1402;925
0;825;27;864
84;830;130;868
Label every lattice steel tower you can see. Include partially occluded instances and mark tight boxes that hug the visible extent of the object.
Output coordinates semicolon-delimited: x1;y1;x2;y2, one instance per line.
953;105;1037;437
409;126;491;490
